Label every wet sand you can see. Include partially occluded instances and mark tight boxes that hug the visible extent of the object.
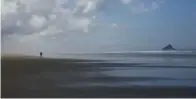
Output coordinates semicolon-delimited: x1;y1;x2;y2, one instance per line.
1;56;196;98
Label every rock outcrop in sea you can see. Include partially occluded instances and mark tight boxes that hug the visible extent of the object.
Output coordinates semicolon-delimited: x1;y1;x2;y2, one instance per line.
162;44;175;50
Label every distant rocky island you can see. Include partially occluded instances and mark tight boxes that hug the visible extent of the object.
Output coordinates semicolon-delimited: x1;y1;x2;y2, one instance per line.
162;44;175;50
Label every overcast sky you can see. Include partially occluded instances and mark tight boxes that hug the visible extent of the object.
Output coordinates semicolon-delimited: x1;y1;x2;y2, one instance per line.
2;0;196;54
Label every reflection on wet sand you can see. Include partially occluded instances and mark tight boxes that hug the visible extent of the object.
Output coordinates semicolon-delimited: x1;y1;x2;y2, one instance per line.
2;56;196;98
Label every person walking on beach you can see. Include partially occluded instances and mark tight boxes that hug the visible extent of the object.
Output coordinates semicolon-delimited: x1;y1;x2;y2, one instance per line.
40;52;43;57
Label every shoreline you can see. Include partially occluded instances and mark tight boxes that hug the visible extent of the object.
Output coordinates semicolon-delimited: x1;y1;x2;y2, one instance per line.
2;56;196;98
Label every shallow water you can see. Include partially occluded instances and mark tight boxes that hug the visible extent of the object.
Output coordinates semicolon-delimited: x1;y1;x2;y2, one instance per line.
2;51;196;97
42;51;196;87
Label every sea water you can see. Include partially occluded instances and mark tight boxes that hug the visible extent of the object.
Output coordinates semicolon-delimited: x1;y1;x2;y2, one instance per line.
52;50;196;87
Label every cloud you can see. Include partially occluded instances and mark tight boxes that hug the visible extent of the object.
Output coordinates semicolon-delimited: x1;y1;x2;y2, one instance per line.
2;0;164;53
121;0;132;5
120;0;163;14
2;0;163;37
151;2;159;10
112;23;117;28
30;15;47;28
2;0;107;37
2;0;18;18
73;0;104;15
131;2;149;14
132;0;163;14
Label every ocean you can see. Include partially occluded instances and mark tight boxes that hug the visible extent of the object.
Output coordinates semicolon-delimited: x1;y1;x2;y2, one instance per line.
49;50;196;87
2;50;196;97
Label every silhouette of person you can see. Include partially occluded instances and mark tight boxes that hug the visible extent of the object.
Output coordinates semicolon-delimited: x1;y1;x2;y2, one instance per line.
40;52;43;57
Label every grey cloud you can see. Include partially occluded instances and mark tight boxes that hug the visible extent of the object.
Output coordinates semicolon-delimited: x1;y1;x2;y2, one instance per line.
2;0;164;53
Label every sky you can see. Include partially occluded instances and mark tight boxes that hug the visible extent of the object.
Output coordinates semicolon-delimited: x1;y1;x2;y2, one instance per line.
1;0;196;54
